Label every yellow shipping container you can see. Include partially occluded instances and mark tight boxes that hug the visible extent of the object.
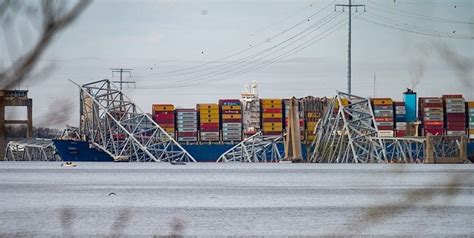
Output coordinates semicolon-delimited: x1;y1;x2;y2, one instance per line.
307;135;316;141
222;114;241;119
467;101;474;107
307;122;317;128
152;104;174;112
197;104;219;110
469;129;474;134
306;112;322;118
262;113;283;118
263;126;283;132
260;99;282;105
261;104;283;109
163;128;175;133
372;98;393;105
200;114;220;120
262;122;283;128
200;118;219;123
199;109;219;114
222;105;241;110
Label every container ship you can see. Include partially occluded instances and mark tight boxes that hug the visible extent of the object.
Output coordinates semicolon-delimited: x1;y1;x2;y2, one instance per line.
54;82;474;162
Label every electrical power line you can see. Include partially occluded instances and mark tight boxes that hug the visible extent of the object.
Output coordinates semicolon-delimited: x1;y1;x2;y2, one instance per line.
137;12;344;88
363;12;473;39
136;13;357;89
366;0;474;25
110;68;135;91
359;14;474;40
140;12;341;88
136;0;337;78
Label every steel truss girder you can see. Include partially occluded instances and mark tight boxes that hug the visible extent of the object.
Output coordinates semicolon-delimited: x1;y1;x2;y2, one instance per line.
5;139;61;161
216;131;284;163
310;91;385;163
309;92;466;163
74;79;195;162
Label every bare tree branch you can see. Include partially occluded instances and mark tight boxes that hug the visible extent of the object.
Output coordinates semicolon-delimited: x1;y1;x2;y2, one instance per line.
0;0;91;89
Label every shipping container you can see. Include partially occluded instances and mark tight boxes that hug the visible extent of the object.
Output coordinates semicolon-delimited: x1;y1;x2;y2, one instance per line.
443;95;466;136
372;98;394;137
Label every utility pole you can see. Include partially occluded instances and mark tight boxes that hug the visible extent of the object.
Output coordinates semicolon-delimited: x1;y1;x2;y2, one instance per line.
373;72;376;97
110;68;134;91
335;0;365;94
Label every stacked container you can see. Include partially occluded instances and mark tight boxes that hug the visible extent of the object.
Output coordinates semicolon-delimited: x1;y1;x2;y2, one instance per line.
219;99;242;142
305;112;320;142
176;108;198;143
443;95;466;136
260;98;283;136
468;101;474;139
283;99;305;140
372;98;394;137
394;102;407;137
152;104;175;138
419;97;444;136
197;103;220;142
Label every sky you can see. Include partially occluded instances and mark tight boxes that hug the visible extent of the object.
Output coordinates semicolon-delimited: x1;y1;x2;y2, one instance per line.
0;0;473;128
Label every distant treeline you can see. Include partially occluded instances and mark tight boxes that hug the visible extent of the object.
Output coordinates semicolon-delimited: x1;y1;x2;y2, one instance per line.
5;125;61;139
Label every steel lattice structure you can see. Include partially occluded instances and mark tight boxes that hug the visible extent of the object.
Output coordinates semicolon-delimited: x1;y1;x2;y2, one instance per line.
310;92;386;163
309;92;467;163
5;139;61;161
372;137;425;163
73;79;196;162
217;131;284;162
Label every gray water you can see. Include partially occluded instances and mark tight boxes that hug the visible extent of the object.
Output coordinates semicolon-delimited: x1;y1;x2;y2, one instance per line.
0;162;473;236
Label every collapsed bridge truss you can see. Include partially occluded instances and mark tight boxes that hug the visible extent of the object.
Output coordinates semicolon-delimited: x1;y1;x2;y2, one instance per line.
217;131;284;162
74;79;195;162
310;92;467;163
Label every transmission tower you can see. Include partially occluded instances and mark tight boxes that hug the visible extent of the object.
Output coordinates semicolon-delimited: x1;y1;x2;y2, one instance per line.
110;68;135;91
335;0;365;94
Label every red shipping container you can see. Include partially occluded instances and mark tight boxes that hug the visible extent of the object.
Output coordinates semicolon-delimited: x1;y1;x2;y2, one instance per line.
424;121;443;126
446;126;466;130
157;123;174;128
155;119;175;124
155;114;174;120
394;102;405;106
377;126;394;130
375;117;394;122
222;119;242;123
263;108;282;113
154;111;174;116
446;121;466;125
442;94;463;98
396;130;406;137
446;118;466;123
178;132;198;137
262;118;283;123
222;110;241;114
420;103;443;107
424;129;443;135
200;123;219;128
446;113;466;117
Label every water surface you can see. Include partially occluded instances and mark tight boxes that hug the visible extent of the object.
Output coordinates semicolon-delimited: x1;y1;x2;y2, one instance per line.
0;162;473;236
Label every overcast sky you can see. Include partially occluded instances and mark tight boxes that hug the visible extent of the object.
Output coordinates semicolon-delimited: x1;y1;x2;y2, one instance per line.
1;0;473;128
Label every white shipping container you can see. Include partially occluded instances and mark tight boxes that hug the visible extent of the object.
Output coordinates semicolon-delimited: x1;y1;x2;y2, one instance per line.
378;130;394;137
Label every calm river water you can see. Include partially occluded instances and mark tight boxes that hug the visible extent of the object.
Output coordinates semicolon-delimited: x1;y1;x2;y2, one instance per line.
0;162;473;236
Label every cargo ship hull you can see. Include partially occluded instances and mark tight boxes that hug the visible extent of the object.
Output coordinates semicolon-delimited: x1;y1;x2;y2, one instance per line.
52;139;473;162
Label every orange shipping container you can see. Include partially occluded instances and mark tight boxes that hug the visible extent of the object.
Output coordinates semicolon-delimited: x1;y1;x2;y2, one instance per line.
153;104;174;112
